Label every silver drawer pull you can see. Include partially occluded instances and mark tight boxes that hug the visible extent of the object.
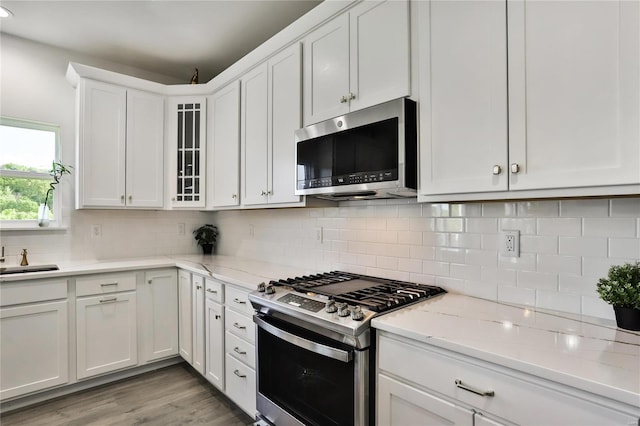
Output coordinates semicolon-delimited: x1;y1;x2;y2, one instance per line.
233;322;246;330
233;369;246;378
233;347;246;355
455;379;495;397
206;289;217;294
233;298;246;304
99;297;118;303
101;282;118;287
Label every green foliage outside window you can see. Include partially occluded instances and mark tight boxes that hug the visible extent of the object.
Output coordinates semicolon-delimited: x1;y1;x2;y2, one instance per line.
0;163;51;220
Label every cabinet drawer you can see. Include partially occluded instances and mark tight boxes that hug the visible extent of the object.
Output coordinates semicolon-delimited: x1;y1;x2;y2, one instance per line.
225;286;253;316
76;273;136;297
225;330;255;369
225;353;256;416
0;279;67;307
205;278;223;303
225;308;255;344
378;334;638;426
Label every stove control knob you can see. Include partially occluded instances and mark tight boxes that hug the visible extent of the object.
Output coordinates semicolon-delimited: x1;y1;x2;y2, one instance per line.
265;284;276;295
337;303;350;317
257;282;266;292
325;300;338;313
350;305;364;321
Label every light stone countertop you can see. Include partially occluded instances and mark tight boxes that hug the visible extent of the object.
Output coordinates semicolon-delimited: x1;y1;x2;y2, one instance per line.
372;293;640;409
2;256;638;409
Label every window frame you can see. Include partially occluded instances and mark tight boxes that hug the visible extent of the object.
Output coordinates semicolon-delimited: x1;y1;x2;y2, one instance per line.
0;116;64;229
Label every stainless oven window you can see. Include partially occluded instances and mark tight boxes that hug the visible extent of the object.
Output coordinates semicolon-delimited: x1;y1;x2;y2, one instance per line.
256;316;356;426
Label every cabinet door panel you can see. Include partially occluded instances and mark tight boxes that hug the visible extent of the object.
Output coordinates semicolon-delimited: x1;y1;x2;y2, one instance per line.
126;89;164;208
78;80;126;207
0;301;68;399
378;374;471;426
192;274;205;374
419;0;508;196
241;64;269;205
508;0;640;189
76;292;137;379
205;298;224;390
350;0;410;112
178;270;192;363
268;43;302;205
303;13;350;125
209;82;241;208
140;269;178;363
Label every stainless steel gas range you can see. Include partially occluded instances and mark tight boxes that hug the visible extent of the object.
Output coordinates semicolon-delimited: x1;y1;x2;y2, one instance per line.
249;271;446;426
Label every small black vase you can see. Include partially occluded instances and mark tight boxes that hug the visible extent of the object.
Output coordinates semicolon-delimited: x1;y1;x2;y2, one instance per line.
613;306;640;331
201;244;214;255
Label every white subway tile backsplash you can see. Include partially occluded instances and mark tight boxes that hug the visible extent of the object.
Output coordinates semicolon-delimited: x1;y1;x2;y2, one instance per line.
466;218;498;234
423;260;450;276
521;235;558;255
558;237;607;257
560;199;609;217
482;202;517;217
537;254;581;275
583;218;637;238
517;270;558;291
609;198;640;217
537;218;581;236
581;296;615;320
582;257;627;279
465;249;497;267
481;266;517;285
423;203;450;217
436;247;466;263
450;203;482;217
497;286;536;306
387;218;411;231
536;290;581;314
435;218;464;233
409;245;436;260
517;201;559;217
377;256;398;270
500;218;537;234
397;203;423;217
608;238;640;258
449;233;482;249
498;253;536;271
410;217;435;232
559;275;596;296
423;232;449;247
398;258;422;273
450;263;482;281
398;231;422;245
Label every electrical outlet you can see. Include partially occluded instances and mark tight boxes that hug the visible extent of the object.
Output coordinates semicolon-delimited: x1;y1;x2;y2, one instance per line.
501;230;520;257
177;223;185;235
91;224;102;239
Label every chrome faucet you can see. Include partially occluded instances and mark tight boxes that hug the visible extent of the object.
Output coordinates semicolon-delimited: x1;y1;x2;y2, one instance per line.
20;249;28;266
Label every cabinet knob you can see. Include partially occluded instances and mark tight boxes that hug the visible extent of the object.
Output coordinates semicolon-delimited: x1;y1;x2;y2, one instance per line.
231;194;237;199
215;314;221;320
147;279;152;284
340;95;348;104
348;92;356;101
492;165;502;175
128;195;132;202
261;190;267;196
172;197;176;201
196;285;202;290
510;163;521;174
120;195;125;203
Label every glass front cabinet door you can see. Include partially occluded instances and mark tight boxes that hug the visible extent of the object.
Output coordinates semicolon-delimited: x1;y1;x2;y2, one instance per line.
168;97;206;208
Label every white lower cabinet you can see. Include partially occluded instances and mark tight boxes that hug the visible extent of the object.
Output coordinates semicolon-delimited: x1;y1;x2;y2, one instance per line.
191;275;206;375
178;269;193;363
76;291;137;380
377;332;639;426
205;278;224;390
138;269;178;363
224;285;256;416
0;280;69;400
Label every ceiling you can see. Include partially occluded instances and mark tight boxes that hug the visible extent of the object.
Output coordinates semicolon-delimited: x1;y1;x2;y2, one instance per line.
0;0;322;83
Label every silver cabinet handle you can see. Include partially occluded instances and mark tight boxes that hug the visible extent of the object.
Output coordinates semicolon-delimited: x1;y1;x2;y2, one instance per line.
492;165;502;175
340;95;348;104
233;322;246;330
196;285;202;290
261;190;267;196
99;296;118;303
348;92;356;101
233;298;246;304
215;314;221;320
510;163;521;174
206;288;217;294
455;379;495;397
231;194;237;199
120;195;125;203
233;347;246;355
128;195;132;202
233;369;246;378
101;282;118;287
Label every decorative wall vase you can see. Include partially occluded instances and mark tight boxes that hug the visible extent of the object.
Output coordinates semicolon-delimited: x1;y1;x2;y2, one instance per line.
37;203;50;227
613;306;640;331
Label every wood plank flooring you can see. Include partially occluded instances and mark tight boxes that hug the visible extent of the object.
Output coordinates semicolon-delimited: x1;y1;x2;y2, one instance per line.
0;363;254;426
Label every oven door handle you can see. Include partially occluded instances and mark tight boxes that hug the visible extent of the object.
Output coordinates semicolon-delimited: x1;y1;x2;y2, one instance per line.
254;315;353;363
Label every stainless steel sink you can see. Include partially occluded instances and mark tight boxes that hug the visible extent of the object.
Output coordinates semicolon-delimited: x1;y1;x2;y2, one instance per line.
0;264;60;275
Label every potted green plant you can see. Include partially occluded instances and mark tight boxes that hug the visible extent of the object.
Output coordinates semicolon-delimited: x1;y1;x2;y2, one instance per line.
596;261;640;331
38;161;72;227
193;224;218;254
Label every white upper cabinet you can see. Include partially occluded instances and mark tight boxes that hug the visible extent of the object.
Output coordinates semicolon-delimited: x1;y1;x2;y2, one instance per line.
303;0;410;125
418;1;508;196
507;0;640;191
419;0;639;201
208;81;241;209
77;80;165;208
167;97;206;208
241;43;303;207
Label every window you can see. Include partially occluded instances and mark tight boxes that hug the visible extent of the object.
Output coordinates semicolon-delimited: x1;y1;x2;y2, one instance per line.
0;117;61;226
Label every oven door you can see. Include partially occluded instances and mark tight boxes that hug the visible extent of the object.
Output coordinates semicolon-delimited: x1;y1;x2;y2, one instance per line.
254;313;368;426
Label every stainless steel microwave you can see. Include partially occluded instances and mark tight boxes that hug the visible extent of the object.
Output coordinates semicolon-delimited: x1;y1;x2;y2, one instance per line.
294;98;417;200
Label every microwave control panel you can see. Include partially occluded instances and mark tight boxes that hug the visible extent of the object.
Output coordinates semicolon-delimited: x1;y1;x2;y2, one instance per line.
298;169;398;190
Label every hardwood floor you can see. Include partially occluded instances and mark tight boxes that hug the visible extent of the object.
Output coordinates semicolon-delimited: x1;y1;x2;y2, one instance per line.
0;363;254;426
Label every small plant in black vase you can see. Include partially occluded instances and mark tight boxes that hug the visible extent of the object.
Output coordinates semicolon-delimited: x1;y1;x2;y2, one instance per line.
193;224;218;254
596;261;640;331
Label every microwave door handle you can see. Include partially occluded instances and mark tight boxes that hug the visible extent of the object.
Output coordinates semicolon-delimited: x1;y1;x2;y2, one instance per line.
254;316;353;363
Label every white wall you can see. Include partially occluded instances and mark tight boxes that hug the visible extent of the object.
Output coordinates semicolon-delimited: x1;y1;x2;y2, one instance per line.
214;198;640;321
0;35;210;265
